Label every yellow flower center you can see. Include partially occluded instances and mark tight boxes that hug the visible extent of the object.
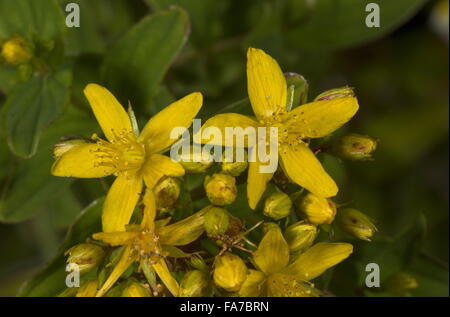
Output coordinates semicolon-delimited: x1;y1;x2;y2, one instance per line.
130;230;162;264
91;131;145;175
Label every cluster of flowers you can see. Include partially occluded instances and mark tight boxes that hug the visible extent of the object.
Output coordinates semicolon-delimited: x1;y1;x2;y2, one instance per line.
51;48;378;297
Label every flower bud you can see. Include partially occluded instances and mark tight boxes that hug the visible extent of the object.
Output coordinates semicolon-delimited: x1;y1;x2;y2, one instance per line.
65;243;105;274
263;192;292;220
336;208;377;241
179;150;213;173
179;270;209;297
221;150;248;176
1;36;33;65
190;255;208;271
76;279;98;297
314;86;355;101
204;206;230;235
284;222;318;253
204;173;237;206
386;272;418;296
213;253;247;292
296;192;336;225
153;177;181;213
333;133;378;161
121;281;152;297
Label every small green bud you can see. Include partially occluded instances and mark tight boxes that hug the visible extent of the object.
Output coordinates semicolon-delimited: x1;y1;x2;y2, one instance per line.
333;133;378;161
221;150;248;176
213;253;247;292
179;150;213;173
65;243;105;274
153;177;181;213
190;255;208;271
204;206;230;235
263;192;292;220
284;222;318;253
296;192;336;225
336;208;377;241
179;270;209;297
204;173;237;206
1;36;33;65
121;281;152;297
386;272;418;296
314;86;355;101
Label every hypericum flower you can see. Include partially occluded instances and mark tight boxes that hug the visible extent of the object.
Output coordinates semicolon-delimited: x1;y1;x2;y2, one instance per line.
1;36;33;65
52;84;202;232
239;227;352;297
92;191;206;297
199;48;359;209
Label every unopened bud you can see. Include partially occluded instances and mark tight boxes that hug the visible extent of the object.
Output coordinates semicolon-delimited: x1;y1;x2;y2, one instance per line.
296;192;336;225
204;206;230;235
65;243;105;274
190;255;208;271
263;192;292;220
179;151;213;173
204;174;237;206
284;222;318;253
333;133;378;161
337;208;377;241
221;150;248;176
314;86;354;101
121;281;152;297
153;177;181;213
1;36;33;65
386;272;418;296
179;270;209;297
213;253;247;292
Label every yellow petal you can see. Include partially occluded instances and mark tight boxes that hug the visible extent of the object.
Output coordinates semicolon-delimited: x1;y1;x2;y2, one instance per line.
92;231;138;246
282;242;353;281
102;173;143;232
253;227;289;276
286;97;359;138
142;154;185;189
96;246;137;297
138;92;203;153
84;84;133;142
247;160;274;209
153;258;179;297
197;113;258;146
247;47;287;120
266;273;319;297
238;269;267;297
158;209;206;246
51;143;115;178
76;280;98;297
280;143;337;198
141;189;156;231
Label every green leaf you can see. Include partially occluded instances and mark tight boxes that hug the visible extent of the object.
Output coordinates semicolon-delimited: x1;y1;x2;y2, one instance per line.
287;0;428;51
18;197;104;297
0;106;97;222
0;0;64;41
2;69;72;158
101;8;190;111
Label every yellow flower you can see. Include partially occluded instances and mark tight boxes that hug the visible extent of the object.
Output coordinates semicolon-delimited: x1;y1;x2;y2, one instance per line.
199;48;359;209
239;227;353;297
1;36;33;65
52;84;202;232
92;190;206;297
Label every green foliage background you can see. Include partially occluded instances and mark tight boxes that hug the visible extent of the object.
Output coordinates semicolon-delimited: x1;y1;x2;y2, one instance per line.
0;0;448;296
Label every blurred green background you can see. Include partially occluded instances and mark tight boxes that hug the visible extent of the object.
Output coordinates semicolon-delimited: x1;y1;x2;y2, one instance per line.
0;0;448;296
